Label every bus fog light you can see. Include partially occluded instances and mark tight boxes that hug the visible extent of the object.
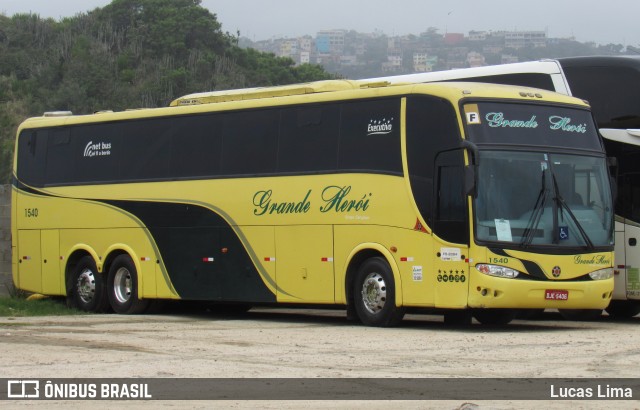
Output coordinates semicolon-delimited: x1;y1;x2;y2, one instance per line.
476;264;520;278
589;268;614;280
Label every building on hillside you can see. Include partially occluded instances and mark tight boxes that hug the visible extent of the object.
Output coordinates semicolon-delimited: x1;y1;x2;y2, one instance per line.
443;33;465;45
382;47;403;72
300;51;311;65
445;47;469;69
316;30;345;54
469;31;488;41
466;51;486;67
504;31;547;49
278;39;298;58
412;53;438;72
501;54;520;64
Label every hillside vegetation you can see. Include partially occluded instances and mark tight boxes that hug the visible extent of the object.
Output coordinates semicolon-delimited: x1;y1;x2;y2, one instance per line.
0;0;333;183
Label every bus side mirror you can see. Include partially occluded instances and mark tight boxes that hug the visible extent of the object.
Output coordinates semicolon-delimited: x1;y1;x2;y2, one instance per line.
461;140;479;198
464;165;477;198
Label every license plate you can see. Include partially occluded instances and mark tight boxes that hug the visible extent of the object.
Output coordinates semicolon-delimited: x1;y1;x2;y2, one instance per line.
545;290;569;300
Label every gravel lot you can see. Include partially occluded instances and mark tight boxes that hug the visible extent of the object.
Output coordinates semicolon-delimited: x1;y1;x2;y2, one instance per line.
1;306;639;409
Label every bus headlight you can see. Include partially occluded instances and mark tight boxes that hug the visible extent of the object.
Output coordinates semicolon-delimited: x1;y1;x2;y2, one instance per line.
476;264;520;278
588;268;614;280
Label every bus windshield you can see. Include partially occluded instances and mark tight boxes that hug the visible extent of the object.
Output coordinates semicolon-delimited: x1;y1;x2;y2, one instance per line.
463;101;613;250
474;151;613;249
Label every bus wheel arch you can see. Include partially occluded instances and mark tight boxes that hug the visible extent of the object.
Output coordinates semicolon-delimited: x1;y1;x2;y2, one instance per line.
346;250;405;327
65;251;109;313
107;253;150;314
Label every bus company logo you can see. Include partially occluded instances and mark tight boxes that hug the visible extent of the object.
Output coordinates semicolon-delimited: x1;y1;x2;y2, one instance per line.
83;141;112;158
7;380;40;398
367;118;394;135
573;255;611;265
552;266;562;277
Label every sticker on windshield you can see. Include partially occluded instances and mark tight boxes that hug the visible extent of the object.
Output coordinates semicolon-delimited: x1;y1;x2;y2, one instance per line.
466;112;481;124
559;226;570;241
495;219;513;242
464;104;481;125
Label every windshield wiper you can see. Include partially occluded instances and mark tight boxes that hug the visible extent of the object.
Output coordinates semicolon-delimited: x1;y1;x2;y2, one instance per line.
521;169;548;248
551;173;595;250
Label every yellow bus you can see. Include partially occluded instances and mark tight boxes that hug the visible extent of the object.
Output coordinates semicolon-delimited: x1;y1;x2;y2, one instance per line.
11;80;615;325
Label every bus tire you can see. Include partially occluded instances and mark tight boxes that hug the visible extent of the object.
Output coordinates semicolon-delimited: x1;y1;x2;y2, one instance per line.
558;309;602;321
472;309;516;326
107;254;150;314
353;257;405;327
605;301;640;318
69;256;109;313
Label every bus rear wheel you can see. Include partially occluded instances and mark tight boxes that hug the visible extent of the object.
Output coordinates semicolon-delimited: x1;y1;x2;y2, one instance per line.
69;256;109;312
353;257;405;327
107;255;150;314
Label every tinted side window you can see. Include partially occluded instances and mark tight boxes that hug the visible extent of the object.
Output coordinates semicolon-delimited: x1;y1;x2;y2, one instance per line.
278;105;339;173
434;150;468;244
119;118;172;181
222;110;279;175
45;128;73;184
16;129;47;186
64;123;121;184
339;99;402;174
406;96;461;226
171;114;223;178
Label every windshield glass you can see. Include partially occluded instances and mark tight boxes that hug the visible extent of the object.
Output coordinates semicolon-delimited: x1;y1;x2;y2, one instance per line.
474;151;613;249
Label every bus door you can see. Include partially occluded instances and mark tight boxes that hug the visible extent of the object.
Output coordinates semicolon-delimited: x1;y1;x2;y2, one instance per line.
620;171;640;300
17;230;41;292
432;150;470;308
622;219;640;300
41;230;62;294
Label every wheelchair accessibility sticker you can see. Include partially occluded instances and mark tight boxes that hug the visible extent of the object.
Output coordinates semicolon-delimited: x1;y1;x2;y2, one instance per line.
559;226;569;240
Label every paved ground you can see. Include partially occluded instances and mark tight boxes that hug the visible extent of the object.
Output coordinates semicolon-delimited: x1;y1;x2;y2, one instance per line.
1;305;639;409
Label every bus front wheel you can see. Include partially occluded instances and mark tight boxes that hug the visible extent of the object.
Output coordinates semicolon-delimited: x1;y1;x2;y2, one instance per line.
107;255;150;314
69;256;109;312
353;257;405;327
605;301;640;319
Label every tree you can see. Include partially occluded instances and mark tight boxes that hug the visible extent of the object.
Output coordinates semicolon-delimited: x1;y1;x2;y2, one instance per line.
0;0;334;183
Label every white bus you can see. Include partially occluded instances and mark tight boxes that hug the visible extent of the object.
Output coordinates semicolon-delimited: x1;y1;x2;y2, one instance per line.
365;56;640;318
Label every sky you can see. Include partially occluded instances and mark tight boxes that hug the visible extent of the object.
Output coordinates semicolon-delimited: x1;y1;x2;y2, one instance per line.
1;0;638;46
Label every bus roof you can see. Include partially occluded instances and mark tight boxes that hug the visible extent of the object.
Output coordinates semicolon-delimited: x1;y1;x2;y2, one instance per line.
169;79;381;106
558;55;640;69
19;80;588;132
361;59;564;84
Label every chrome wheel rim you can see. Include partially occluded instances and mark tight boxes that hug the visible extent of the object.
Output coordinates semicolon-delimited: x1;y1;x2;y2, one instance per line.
361;272;387;314
77;268;96;304
113;267;132;304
